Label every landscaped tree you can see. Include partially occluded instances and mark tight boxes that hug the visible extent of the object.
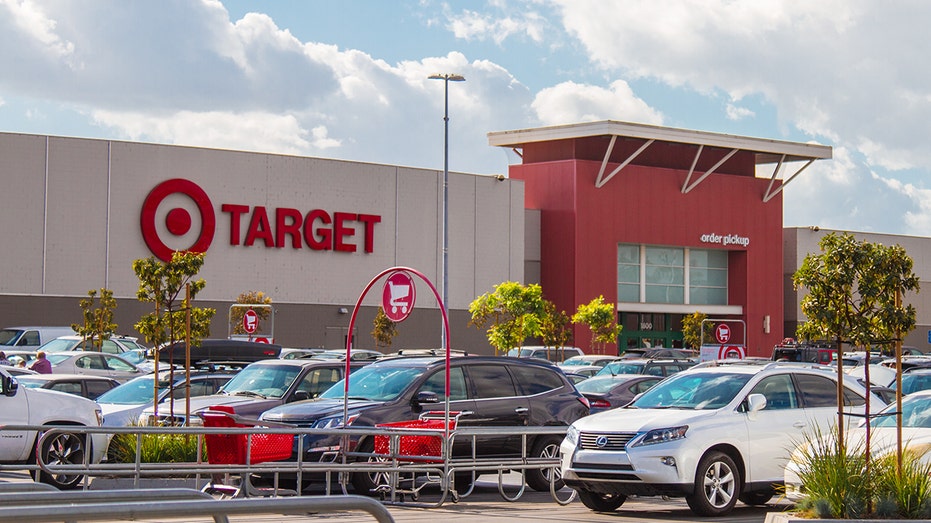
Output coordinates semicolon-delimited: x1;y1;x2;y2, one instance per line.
133;251;216;418
371;306;397;350
681;312;715;349
793;232;919;452
539;300;573;352
572;295;621;355
230;290;273;336
469;281;547;355
72;288;118;351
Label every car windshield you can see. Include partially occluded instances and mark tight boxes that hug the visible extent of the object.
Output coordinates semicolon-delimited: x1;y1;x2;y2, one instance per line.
119;350;147;365
39;338;78;353
97;376;173;404
320;364;425;401
575;378;624;394
219;364;300;399
0;329;22;346
597;362;645;376
46;354;72;365
561;357;594;367
895;373;931;395
15;377;45;388
872;394;931;428
631;371;752;410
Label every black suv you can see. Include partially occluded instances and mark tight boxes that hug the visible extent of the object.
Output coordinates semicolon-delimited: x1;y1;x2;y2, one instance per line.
260;355;590;493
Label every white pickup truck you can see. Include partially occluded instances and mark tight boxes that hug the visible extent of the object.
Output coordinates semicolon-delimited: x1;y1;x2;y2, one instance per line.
0;367;107;488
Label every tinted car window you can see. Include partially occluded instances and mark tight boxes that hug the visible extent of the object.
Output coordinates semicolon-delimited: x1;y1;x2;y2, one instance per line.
106;355;135;371
510;365;564;395
297;367;342;399
85;380;115;399
794;374;837;407
419;367;468;401
50;381;82;395
469;364;517;399
100;340;122;354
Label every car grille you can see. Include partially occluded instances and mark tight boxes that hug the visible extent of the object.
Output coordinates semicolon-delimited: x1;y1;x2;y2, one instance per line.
579;431;636;451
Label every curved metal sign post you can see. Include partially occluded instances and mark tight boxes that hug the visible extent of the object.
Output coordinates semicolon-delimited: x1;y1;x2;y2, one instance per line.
342;267;451;437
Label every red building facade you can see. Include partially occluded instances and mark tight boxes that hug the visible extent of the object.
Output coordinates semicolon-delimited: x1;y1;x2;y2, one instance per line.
489;121;832;357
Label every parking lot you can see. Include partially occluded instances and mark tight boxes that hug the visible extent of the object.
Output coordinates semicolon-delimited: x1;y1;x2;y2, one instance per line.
0;470;794;523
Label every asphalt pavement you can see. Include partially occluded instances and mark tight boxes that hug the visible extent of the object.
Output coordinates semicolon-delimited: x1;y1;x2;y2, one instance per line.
0;469;795;523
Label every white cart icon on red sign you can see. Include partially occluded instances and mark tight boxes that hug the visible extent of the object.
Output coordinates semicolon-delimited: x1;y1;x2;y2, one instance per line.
382;271;416;322
388;281;410;314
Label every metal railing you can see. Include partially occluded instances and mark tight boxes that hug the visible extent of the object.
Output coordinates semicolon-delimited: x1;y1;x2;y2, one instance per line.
1;422;573;507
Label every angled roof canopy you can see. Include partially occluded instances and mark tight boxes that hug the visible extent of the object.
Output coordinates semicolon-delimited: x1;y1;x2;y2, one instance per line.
488;120;833;202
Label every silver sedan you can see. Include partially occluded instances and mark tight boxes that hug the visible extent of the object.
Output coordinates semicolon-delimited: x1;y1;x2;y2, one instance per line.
45;351;146;382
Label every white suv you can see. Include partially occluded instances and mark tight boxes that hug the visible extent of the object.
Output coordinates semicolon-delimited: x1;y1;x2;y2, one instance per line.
0;367;107;488
559;360;886;516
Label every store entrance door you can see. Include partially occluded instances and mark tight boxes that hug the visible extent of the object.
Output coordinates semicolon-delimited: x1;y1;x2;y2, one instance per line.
618;312;685;353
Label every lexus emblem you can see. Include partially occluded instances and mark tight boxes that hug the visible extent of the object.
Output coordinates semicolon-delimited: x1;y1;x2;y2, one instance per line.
595;435;609;448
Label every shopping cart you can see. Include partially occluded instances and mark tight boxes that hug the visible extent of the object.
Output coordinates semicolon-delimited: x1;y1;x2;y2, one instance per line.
370;410;470;501
200;405;296;498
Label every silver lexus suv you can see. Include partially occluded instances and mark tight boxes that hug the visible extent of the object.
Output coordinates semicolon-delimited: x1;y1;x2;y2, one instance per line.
560;360;886;516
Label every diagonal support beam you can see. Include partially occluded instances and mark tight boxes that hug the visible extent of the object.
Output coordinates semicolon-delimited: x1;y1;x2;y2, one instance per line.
763;158;815;202
681;148;739;194
680;145;704;193
595;138;654;188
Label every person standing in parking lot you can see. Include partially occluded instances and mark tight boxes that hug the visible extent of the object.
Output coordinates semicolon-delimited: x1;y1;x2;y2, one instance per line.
29;351;52;374
0;351;10;366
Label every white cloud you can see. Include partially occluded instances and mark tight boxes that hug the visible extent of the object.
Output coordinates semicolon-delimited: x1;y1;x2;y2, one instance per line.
725;104;754;121
445;6;547;44
532;80;663;126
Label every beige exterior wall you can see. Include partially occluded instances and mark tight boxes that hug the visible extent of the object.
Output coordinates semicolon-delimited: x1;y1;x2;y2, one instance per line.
783;226;931;351
0;133;524;351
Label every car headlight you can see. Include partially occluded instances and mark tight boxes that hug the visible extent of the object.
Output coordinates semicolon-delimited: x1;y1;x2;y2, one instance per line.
312;413;359;429
564;425;579;445
631;425;688;447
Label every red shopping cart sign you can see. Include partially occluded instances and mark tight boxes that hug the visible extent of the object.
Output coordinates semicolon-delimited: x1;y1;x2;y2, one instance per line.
382;271;416;322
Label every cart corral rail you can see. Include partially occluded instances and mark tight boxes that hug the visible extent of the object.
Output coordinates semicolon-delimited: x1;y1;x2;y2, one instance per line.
1;423;571;507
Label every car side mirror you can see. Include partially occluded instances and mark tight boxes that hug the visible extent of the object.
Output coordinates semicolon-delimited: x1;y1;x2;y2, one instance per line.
292;390;310;402
2;375;18;396
747;393;766;413
413;391;439;406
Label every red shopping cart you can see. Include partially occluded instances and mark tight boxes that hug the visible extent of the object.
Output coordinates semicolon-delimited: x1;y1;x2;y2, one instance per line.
200;405;295;497
370;410;470;500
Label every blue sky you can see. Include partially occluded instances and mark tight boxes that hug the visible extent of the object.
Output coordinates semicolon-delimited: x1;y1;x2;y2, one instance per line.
2;0;930;237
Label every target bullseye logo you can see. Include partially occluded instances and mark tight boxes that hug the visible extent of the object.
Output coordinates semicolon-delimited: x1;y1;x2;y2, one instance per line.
140;179;216;261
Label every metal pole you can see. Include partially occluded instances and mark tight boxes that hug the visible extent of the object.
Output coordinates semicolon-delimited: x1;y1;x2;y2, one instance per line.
428;73;464;349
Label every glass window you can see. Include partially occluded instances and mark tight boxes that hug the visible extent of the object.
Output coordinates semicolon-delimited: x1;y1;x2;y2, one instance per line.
633;372;751;410
86;380;115;399
749;375;798;410
689;249;728;306
51;381;83;395
100;340;122;355
618;244;641;302
510;365;564;395
297;368;342;399
419;367;468;401
794;375;837;408
106;356;135;371
468;365;518;399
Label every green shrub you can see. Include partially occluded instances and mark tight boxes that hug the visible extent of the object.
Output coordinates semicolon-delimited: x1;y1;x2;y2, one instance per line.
792;426;931;519
108;424;203;464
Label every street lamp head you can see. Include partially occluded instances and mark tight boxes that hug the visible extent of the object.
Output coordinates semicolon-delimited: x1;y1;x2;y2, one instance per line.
428;73;466;82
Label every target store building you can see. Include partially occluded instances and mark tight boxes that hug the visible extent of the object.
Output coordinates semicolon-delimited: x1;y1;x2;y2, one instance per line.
0;121;830;356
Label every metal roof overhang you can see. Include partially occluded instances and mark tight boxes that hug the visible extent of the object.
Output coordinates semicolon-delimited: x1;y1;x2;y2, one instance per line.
487;120;833;202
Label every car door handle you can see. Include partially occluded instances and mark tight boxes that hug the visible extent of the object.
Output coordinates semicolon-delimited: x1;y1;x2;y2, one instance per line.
793;421;807;429
515;407;529;416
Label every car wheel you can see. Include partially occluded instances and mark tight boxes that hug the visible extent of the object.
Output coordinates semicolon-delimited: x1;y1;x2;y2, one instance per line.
685;451;740;516
739;489;774;506
350;439;390;496
525;435;564;492
37;430;87;490
577;489;626;512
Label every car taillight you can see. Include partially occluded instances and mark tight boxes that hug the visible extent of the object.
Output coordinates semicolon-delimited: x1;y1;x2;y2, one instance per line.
590;399;611;409
578;396;591;409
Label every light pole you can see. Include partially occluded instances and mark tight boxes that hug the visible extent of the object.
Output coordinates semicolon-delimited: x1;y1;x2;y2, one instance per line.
428;73;465;349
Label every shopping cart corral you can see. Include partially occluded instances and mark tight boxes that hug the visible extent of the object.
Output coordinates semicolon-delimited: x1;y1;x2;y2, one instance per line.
199;406;297;498
10;422;572;507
